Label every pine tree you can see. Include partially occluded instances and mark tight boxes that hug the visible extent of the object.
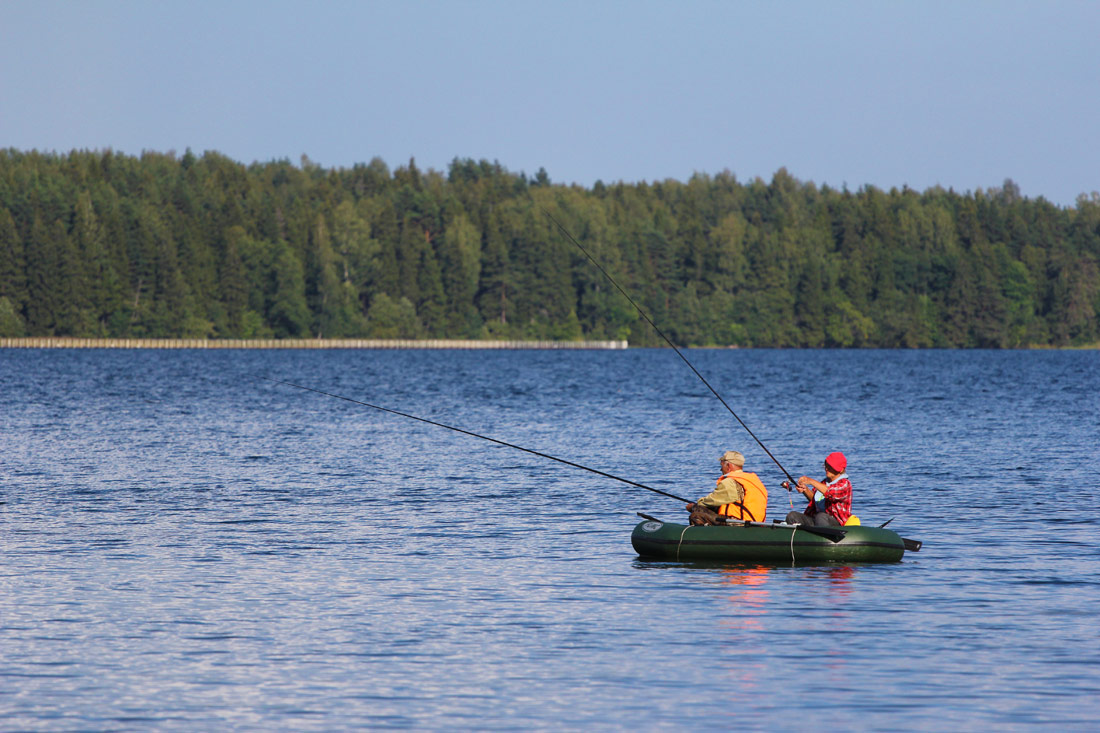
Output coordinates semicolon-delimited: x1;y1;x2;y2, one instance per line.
365;292;422;338
477;210;511;330
220;226;249;335
0;207;27;316
415;230;446;336
24;215;59;334
0;295;24;336
308;213;364;337
54;219;95;335
267;240;310;337
73;191;122;334
396;215;423;306
438;213;482;336
371;198;400;300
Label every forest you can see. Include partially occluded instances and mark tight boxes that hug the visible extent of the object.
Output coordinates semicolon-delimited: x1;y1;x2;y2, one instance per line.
1;148;1098;347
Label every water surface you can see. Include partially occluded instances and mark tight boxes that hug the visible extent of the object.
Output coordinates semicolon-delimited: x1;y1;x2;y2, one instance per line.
2;348;1098;730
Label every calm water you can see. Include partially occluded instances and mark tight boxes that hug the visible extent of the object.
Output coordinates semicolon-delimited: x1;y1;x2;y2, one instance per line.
2;348;1098;730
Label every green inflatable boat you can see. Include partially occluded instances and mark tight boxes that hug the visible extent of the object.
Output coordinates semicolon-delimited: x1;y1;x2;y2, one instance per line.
631;517;920;563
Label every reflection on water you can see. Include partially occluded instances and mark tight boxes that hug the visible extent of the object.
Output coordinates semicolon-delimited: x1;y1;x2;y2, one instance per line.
821;565;856;595
719;565;772;631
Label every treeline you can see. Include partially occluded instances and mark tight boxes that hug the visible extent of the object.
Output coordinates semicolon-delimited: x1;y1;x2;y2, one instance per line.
1;148;1098;347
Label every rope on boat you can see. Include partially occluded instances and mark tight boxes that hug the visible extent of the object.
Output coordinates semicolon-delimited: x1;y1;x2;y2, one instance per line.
676;525;690;561
790;528;796;564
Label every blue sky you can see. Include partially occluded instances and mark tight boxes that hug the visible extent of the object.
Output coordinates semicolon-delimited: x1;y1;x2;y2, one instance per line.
2;0;1097;206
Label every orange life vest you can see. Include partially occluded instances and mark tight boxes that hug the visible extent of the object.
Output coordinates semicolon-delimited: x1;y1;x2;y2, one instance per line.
716;470;768;522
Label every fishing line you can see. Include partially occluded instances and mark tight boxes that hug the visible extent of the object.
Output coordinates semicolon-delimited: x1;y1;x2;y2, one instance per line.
545;216;923;551
261;376;692;504
544;210;798;487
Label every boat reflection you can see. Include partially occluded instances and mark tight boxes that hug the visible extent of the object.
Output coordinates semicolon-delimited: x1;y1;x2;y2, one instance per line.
826;564;856;589
717;565;772;632
712;565;773;690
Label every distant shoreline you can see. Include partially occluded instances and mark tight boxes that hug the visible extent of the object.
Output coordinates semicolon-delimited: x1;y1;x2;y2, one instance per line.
2;338;1094;350
0;337;628;350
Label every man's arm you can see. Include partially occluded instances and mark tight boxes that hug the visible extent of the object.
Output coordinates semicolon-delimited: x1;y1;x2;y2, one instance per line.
697;476;746;507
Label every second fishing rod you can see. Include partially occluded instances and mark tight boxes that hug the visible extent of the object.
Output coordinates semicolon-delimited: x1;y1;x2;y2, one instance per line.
544;210;801;490
261;376;694;506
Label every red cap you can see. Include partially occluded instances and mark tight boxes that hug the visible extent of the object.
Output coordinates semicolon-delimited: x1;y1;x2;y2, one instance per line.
825;452;847;472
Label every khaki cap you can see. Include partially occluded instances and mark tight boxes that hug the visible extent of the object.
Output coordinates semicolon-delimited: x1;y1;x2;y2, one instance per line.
720;451;745;467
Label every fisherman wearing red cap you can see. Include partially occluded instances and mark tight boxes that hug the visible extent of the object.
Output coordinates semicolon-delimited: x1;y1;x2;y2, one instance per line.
782;451;853;527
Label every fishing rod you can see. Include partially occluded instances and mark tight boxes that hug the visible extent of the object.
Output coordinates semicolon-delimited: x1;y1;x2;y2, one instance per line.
261;376;692;504
544;211;799;488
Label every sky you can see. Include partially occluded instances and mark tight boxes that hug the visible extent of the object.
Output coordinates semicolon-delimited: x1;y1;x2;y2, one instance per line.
2;0;1098;206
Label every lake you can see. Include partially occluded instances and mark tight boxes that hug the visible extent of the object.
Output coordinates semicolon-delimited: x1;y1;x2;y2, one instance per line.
2;348;1098;730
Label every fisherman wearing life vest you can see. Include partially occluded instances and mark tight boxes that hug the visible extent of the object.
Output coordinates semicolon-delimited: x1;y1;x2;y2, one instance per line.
783;451;853;527
685;451;768;525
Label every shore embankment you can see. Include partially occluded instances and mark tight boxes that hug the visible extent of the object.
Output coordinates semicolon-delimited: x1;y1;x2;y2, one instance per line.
0;337;628;350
